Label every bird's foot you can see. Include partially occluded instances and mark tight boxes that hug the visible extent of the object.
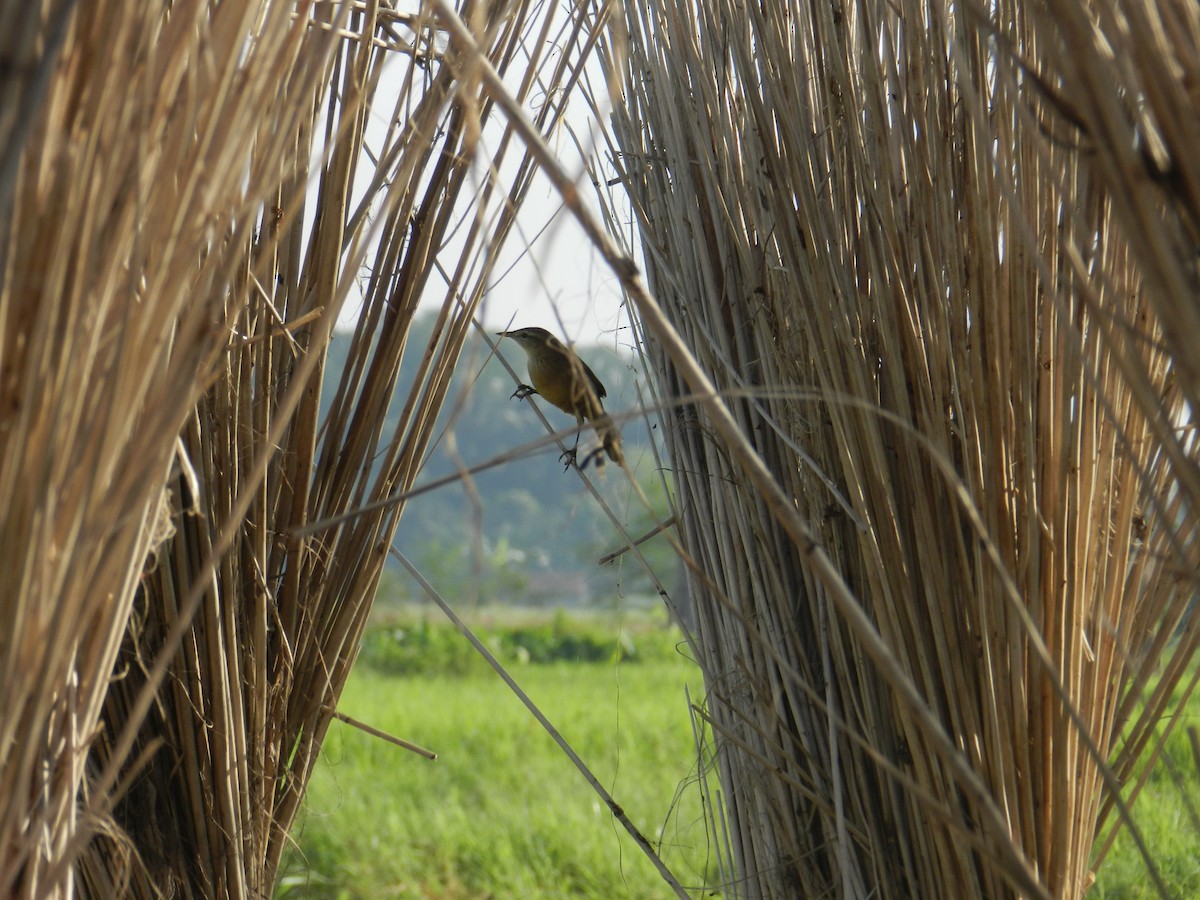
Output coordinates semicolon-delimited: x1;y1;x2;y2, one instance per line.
579;447;606;471
510;384;537;401
562;446;605;472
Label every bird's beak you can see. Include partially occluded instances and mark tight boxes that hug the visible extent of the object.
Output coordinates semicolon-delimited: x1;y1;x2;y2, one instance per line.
496;330;509;337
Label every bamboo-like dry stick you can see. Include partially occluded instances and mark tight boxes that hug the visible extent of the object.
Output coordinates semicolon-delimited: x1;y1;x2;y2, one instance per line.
325;708;438;760
598;514;677;565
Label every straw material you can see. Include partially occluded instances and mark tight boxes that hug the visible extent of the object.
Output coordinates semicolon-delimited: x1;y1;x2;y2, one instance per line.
593;0;1200;896
1;1;611;897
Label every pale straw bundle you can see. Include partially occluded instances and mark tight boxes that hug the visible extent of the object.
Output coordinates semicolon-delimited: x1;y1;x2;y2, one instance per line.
1;1;612;896
590;0;1200;896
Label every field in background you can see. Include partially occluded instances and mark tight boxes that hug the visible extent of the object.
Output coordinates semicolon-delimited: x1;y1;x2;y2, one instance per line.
278;612;721;899
278;613;1199;899
1089;668;1200;899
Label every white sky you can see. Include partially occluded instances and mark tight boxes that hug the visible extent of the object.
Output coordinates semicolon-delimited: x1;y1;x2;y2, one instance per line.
471;168;631;349
334;9;635;352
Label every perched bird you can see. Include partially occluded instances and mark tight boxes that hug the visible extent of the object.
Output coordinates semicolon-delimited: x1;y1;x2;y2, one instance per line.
498;327;624;468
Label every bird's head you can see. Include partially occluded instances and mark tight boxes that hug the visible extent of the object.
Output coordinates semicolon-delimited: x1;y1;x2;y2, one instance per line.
497;327;559;353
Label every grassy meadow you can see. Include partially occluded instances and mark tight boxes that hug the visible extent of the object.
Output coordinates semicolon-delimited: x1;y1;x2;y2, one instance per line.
278;613;1199;899
1087;670;1200;900
278;612;723;899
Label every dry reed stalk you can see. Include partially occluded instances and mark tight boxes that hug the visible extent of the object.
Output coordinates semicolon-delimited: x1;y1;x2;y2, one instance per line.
0;2;345;895
2;0;617;897
585;0;1200;897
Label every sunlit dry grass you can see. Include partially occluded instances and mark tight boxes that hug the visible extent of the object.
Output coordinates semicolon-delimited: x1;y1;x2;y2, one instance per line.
1;1;620;897
582;1;1200;897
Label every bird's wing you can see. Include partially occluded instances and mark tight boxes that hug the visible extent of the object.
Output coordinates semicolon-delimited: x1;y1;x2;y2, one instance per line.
581;359;607;401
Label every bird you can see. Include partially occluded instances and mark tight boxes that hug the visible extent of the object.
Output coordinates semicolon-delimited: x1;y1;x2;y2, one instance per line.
497;326;624;468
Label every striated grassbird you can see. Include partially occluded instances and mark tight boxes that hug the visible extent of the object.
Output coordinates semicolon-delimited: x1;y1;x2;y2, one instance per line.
497;327;624;468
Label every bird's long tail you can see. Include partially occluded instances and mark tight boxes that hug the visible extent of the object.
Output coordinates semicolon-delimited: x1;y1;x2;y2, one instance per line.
591;412;624;467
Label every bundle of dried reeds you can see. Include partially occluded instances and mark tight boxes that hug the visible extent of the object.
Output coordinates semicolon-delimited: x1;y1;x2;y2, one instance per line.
1;1;612;897
1;2;343;894
592;0;1200;896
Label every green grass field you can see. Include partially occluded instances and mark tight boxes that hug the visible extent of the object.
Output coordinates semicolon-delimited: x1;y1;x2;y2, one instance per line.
278;619;723;899
278;615;1199;898
1086;670;1200;899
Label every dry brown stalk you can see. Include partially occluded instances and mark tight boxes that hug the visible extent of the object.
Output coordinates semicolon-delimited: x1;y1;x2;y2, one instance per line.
577;0;1200;897
1;0;623;897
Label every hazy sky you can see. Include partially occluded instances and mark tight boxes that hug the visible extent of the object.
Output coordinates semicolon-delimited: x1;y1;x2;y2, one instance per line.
335;162;633;349
337;32;635;354
474;175;631;349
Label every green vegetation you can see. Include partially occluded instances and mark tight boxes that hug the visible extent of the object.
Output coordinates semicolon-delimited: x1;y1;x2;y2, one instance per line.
279;615;1200;899
356;609;685;677
1093;804;1200;900
1089;675;1200;899
279;616;721;899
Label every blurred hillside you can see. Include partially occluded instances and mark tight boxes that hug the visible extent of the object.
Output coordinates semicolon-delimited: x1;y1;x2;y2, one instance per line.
324;316;667;610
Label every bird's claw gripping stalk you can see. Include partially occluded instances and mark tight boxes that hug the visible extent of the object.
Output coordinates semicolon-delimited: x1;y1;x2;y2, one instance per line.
561;445;605;472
